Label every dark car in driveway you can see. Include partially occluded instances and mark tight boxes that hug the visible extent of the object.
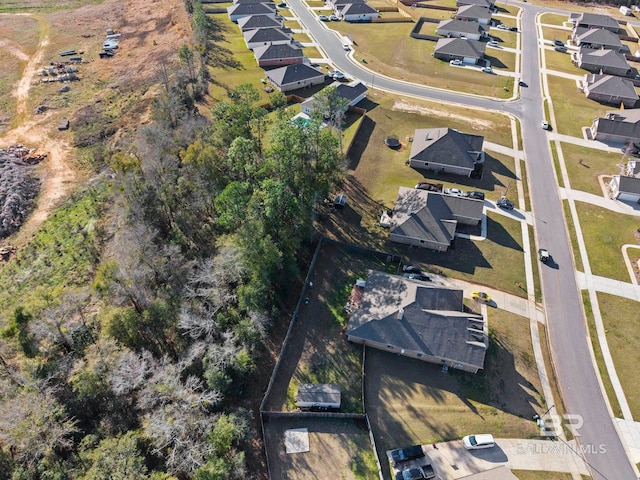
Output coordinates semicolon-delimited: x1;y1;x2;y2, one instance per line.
388;445;425;466
396;464;436;480
402;265;421;274
466;191;485;200
403;273;431;282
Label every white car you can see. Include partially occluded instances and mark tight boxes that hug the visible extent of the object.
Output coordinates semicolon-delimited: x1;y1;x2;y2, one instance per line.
497;24;508;30
444;188;465;196
330;70;346;80
482;66;493;73
462;434;495;450
487;40;499;47
450;59;463;66
541;120;550;130
319;14;329;21
342;43;350;51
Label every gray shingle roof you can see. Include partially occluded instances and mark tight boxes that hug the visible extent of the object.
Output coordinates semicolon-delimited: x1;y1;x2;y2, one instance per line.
578;47;629;69
437;19;486;35
347;271;487;370
243;27;290;44
228;3;276;16
410;127;484;169
434;37;486;58
341;2;378;15
237;14;283;30
576;28;622;47
254;42;303;61
576;12;619;30
335;81;368;101
619;175;640;194
586;74;638;101
265;64;325;86
457;0;493;8
594;117;640;139
456;4;492;20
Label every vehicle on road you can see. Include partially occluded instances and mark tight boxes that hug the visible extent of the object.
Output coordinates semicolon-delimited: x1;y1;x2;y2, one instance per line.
466;191;485;200
342;43;350;51
553;39;564;46
450;59;463;66
388;445;425;466
497;196;514;209
539;248;550;263
403;273;431;281
518;80;528;87
462;434;495;450
444;188;464;196
472;291;491;303
319;14;329;21
541;120;550;130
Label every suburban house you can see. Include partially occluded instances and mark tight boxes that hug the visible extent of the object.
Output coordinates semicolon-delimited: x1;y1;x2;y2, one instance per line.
253;43;304;67
609;174;640;202
228;2;276;22
265;64;326;92
327;0;365;9
339;3;380;22
408;127;485;177
575;47;632;76
387;187;484;252
237;14;283;32
572;12;620;33
434;37;486;64
573;28;627;53
346;270;488;374
456;0;494;9
436;19;487;41
583;74;639;108
296;384;341;410
455;4;492;24
300;81;368;116
590;109;640;144
243;27;292;50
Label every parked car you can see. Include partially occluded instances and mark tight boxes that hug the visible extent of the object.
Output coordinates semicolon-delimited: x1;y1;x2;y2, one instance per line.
466;191;485;200
402;265;421;274
342;43;350;51
487;40;499;47
541;120;550;130
444;188;464;196
539;248;550;263
415;181;443;192
403;273;431;281
481;66;493;73
388;445;425;466
397;464;436;480
329;14;340;20
497;196;514;210
554;46;567;53
553;39;564;46
329;70;346;80
319;14;330;21
463;434;495;450
472;291;491;303
450;59;463;66
277;2;287;7
509;26;518;31
497;24;508;30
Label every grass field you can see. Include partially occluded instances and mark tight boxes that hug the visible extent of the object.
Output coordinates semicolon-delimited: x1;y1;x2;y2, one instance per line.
326;22;514;98
562;200;584;273
560;142;622;195
541;25;571;44
539;12;570;26
544;50;584;75
547;76;608;137
598;292;640;419
575;201;638;282
512;472;580;480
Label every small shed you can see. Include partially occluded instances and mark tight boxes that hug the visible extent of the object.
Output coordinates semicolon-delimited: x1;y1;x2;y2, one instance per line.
58;119;70;131
297;383;341;410
333;193;347;210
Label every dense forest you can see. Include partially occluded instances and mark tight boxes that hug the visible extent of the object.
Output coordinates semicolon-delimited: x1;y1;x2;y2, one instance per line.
0;1;345;478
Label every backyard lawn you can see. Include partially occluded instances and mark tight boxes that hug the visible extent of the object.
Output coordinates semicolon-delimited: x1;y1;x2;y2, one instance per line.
544;50;584;76
547;76;608;137
539;12;570;26
560;142;622;195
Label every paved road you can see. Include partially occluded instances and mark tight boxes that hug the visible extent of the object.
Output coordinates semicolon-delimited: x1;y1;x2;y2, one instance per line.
287;2;638;479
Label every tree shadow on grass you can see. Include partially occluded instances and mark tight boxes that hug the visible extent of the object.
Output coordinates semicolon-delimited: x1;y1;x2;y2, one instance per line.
346;115;376;171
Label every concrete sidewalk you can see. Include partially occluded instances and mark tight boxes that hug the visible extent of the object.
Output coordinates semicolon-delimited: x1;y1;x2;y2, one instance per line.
576;272;640;302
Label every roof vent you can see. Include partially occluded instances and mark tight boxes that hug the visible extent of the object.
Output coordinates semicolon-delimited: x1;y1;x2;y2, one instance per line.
397;308;404;320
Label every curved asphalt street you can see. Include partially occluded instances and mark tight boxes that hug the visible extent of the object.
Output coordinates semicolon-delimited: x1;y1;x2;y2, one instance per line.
286;1;639;478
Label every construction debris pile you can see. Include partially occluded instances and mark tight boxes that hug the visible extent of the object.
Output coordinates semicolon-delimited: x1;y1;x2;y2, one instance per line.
0;145;44;239
100;29;121;58
40;62;80;83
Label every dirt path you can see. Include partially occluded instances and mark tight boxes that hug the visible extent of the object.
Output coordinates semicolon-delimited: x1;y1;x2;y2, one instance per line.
0;39;30;62
0;14;79;247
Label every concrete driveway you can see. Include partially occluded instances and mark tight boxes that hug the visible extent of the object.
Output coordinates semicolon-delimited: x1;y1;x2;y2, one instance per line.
418;439;589;478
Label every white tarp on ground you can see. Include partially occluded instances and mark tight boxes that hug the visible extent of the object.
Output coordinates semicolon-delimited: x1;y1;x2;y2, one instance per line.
285;428;309;454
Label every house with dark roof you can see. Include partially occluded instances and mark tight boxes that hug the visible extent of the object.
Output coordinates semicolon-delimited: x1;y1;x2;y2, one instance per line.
347;270;488;373
573;12;620;33
455;4;492;24
233;0;274;4
456;0;494;9
575;47;631;77
243;27;292;49
340;3;380;22
228;2;276;22
609;175;640;202
388;187;484;251
409;127;485;177
254;43;304;67
265;64;326;92
327;0;366;9
590;109;640;144
237;14;283;32
583;74;639;108
434;37;486;64
301;81;368;116
436;19;487;41
573;28;627;52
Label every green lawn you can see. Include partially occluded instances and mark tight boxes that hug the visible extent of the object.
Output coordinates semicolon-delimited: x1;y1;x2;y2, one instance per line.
512;472;578;480
488;29;517;49
575;202;638;281
598;292;640;419
494;2;520;16
539;12;570;26
547;76;608;137
582;292;623;419
560;142;621;195
541;25;571;44
544;50;584;75
302;45;322;58
562;200;584;273
325;22;514;98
